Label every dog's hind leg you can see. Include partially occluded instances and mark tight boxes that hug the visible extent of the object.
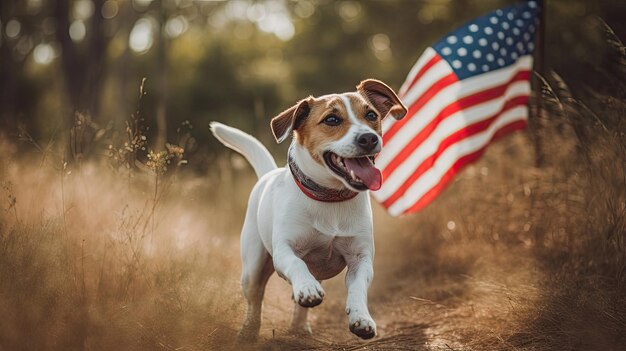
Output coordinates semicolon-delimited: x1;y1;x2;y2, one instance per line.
238;220;274;342
289;302;312;335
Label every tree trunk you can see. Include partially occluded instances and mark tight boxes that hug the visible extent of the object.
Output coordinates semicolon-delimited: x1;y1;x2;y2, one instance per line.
154;0;168;151
0;1;18;133
54;0;109;161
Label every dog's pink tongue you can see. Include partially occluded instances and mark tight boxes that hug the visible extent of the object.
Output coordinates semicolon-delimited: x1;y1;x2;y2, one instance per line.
344;157;382;191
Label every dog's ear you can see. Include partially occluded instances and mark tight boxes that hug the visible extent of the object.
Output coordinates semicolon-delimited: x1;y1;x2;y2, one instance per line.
357;79;407;120
270;97;312;143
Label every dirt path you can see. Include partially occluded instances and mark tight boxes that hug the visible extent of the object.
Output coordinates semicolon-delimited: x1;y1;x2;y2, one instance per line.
219;227;538;351
235;278;431;350
255;276;435;350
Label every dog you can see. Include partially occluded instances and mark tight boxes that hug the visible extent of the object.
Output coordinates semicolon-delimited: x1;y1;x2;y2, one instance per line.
210;79;407;341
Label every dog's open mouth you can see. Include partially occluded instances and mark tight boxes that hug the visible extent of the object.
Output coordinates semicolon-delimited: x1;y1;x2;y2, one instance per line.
323;152;382;191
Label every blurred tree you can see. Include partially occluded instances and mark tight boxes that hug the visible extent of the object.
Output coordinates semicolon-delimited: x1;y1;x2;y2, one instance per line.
54;0;108;123
0;1;18;132
0;0;46;133
154;0;168;150
0;0;624;166
53;0;113;162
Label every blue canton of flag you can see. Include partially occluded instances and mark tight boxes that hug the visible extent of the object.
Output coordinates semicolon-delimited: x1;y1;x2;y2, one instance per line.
434;0;540;79
374;0;541;216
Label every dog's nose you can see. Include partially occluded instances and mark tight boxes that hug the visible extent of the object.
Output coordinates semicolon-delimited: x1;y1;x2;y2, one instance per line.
356;133;380;152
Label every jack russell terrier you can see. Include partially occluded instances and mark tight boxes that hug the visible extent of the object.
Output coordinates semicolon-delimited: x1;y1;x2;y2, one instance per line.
210;79;407;341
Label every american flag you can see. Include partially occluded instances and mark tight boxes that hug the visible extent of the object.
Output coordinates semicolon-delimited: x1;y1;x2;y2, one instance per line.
373;0;541;216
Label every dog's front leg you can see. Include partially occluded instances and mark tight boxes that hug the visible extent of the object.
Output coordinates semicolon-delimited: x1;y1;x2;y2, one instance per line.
273;241;325;308
345;252;376;339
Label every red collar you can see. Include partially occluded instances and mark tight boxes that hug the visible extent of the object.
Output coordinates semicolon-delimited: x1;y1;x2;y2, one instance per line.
288;153;358;202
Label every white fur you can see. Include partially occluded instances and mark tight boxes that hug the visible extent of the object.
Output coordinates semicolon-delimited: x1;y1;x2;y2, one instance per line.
210;122;277;178
211;119;378;341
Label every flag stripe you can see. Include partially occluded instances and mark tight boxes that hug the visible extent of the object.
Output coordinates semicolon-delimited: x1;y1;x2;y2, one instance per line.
376;80;530;202
378;56;533;170
380;94;529;208
384;58;456;135
399;120;527;214
382;69;530;181
383;73;458;142
398;48;440;97
400;57;449;106
386;105;529;215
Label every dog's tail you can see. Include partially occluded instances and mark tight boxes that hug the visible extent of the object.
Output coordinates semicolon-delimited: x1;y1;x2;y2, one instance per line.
210;122;277;178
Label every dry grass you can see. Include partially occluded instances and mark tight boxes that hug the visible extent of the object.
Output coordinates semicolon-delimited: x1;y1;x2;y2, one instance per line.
1;22;625;351
0;145;253;350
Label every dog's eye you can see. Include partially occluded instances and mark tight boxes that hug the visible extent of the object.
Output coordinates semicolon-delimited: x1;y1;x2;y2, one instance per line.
323;115;342;126
365;111;378;121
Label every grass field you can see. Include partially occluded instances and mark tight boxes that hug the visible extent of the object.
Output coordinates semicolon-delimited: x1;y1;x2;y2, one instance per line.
1;35;625;351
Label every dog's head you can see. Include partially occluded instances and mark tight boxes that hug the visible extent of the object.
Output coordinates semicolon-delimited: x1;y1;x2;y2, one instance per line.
271;79;407;192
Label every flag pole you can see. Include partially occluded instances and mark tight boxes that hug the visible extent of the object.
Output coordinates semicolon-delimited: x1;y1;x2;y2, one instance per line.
533;0;547;167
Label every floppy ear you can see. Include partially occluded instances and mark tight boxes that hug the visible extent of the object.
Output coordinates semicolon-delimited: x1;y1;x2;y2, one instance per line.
270;97;312;143
357;79;407;120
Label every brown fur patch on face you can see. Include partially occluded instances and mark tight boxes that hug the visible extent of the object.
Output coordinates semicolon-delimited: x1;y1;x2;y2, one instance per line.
294;95;351;164
345;93;382;136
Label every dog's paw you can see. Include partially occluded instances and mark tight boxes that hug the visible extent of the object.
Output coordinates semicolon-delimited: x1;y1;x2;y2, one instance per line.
293;281;325;308
237;319;261;343
289;322;313;335
237;328;259;343
348;314;376;340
